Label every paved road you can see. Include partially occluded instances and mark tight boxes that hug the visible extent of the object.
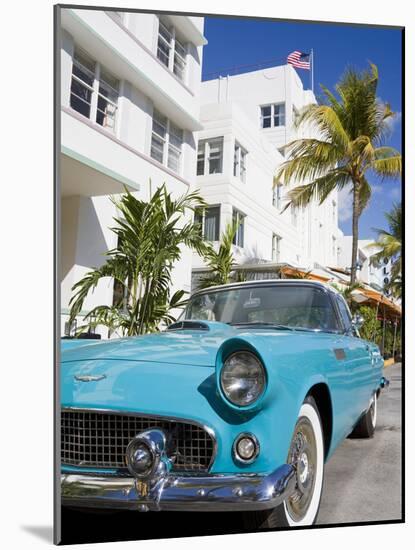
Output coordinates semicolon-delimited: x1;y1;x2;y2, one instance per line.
60;364;402;544
317;363;402;524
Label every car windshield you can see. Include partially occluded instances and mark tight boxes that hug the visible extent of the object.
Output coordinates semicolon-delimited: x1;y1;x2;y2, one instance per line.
184;285;339;332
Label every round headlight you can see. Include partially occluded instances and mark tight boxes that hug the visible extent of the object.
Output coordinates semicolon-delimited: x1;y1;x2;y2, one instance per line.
233;433;260;463
125;439;155;478
220;351;266;407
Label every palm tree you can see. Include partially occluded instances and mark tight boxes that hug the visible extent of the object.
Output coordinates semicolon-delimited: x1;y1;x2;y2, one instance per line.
69;185;208;336
370;202;402;298
198;221;238;289
276;64;401;284
330;281;363;311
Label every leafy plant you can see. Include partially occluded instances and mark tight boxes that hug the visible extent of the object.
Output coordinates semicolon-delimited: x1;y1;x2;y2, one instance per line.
357;305;381;343
276;64;401;285
69;185;208;336
198;221;239;289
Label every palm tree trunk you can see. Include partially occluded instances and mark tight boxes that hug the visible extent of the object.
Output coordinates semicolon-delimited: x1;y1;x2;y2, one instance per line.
350;181;360;285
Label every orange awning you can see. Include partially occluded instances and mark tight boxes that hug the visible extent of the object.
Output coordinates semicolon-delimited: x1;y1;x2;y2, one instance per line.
353;288;401;318
280;266;330;282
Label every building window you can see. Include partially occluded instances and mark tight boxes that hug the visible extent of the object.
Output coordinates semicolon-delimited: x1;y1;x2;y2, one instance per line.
157;18;187;81
260;103;286;128
332;236;337;259
291;204;298;227
272;234;282;262
197;138;224;175
70;48;119;131
70;49;95;119
96;69;119;129
232;209;245;248
273;182;283;209
173;37;187;80
332;200;337;224
195;206;220;241
234;142;247;182
150;110;183;173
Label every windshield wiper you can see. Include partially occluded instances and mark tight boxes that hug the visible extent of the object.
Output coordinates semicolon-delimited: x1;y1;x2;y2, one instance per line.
230;322;296;331
229;322;324;333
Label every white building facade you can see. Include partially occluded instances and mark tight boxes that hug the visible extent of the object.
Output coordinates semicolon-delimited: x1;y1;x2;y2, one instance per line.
192;65;342;279
60;9;344;338
60;8;207;337
339;237;393;291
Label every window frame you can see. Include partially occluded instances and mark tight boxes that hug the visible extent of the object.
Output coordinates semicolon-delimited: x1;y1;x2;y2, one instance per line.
334;294;353;333
70;47;119;132
232;208;245;248
260;103;286;129
197;138;224;176
194;205;221;242
150;109;183;174
157;18;188;83
273;182;283;209
272;233;282;262
234;141;247;182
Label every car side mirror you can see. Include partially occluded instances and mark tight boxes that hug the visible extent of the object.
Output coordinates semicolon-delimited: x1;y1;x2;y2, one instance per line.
351;314;364;330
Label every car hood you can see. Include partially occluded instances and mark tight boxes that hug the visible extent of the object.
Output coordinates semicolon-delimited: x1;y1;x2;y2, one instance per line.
61;322;238;367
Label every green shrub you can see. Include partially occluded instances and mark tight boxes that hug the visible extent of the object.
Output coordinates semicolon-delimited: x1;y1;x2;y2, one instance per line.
357;305;381;343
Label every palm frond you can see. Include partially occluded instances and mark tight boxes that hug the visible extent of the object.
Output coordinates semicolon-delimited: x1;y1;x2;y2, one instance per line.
282;169;350;211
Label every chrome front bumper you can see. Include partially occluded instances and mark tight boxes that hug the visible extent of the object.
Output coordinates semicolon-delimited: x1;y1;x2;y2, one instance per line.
61;463;296;512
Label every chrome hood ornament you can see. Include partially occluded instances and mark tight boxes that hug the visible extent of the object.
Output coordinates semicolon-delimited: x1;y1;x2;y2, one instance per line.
74;374;107;382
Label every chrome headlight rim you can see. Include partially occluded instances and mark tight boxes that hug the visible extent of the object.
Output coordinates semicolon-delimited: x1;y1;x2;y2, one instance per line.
233;432;261;464
125;436;159;479
220;350;267;409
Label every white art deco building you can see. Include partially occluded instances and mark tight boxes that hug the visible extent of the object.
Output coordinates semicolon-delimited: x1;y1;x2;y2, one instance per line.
192;65;342;281
59;8;342;338
60;8;207;337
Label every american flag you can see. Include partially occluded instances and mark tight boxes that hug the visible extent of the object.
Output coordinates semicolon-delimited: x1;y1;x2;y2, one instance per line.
287;51;311;70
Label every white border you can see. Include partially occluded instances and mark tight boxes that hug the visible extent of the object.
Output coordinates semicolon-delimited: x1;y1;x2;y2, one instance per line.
1;0;411;549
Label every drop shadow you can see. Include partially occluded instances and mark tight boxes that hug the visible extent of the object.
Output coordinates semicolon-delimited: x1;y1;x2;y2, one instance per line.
21;525;53;544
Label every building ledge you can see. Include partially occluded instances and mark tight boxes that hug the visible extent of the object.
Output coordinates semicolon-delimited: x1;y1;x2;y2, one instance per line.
61;106;192;190
168;15;208;46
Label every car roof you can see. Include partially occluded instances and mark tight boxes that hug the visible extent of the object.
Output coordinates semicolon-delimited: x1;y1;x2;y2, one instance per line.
191;279;341;296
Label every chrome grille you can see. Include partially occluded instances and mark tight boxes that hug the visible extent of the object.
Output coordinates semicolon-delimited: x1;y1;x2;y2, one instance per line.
61;409;215;473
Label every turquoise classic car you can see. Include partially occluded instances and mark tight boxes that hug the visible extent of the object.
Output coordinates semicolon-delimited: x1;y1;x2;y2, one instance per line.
61;280;388;527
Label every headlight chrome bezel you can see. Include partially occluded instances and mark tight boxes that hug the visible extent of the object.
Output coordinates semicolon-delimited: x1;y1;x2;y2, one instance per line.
220;350;267;409
233;432;260;464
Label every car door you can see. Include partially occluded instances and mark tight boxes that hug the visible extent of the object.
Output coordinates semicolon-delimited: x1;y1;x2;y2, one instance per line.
334;294;373;424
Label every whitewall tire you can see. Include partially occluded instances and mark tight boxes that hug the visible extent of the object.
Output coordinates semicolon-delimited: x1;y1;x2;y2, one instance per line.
283;399;325;526
242;395;325;529
350;392;377;438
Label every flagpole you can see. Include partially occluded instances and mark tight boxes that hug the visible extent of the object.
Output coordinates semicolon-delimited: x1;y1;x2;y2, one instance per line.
311;48;314;93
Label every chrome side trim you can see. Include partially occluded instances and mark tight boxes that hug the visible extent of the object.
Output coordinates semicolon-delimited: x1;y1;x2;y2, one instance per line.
60;407;218;472
61;463;296;512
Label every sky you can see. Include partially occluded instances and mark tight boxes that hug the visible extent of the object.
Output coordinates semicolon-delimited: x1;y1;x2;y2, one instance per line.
201;17;402;240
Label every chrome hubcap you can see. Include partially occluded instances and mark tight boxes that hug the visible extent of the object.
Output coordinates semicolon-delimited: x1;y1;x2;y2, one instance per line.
298;452;309;484
286;417;317;521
